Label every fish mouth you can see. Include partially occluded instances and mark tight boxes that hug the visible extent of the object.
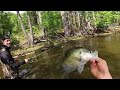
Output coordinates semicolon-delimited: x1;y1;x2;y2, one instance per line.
80;50;98;61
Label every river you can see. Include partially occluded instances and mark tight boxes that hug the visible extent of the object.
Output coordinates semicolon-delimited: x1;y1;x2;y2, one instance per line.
1;33;120;79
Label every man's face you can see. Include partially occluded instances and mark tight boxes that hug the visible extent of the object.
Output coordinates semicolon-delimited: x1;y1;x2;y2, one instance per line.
2;39;11;47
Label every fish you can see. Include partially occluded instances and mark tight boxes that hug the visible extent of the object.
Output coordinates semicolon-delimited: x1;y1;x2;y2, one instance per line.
62;48;98;74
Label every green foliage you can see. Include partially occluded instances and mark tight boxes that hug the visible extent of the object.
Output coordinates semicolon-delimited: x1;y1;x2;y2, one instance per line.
42;11;62;35
32;26;43;36
29;11;38;26
8;12;21;34
96;11;120;27
11;35;19;45
1;11;120;46
86;11;120;32
0;11;13;35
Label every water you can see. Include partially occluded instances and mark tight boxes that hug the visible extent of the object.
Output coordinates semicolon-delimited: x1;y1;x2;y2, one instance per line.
1;33;120;79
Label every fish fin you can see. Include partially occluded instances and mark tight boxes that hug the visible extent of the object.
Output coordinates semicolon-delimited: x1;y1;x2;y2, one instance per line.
62;64;77;73
78;65;84;74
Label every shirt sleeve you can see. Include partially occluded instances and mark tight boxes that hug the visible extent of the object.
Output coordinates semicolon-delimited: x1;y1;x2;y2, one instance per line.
0;51;26;71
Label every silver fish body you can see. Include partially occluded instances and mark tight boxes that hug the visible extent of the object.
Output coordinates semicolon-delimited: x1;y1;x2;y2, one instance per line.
62;48;98;74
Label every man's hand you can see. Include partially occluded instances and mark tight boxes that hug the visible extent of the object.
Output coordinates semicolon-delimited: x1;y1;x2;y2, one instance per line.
24;59;29;63
90;57;112;79
13;56;19;59
24;58;32;63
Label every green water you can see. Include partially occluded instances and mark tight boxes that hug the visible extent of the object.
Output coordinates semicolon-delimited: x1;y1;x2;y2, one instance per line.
1;33;120;79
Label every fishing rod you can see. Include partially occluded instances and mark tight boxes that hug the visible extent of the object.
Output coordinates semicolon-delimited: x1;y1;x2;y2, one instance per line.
14;36;67;63
18;50;65;79
24;45;62;64
12;43;64;79
17;43;68;79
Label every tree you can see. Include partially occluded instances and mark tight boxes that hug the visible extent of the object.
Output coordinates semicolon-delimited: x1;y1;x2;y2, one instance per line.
17;11;30;46
42;11;62;36
29;11;38;26
61;11;69;37
36;11;45;37
27;11;34;46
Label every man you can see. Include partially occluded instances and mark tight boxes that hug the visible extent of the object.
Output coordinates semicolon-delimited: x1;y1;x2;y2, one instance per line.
0;35;29;79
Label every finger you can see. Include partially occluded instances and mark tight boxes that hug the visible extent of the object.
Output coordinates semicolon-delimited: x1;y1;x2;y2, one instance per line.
90;61;97;69
90;61;98;76
89;58;96;63
95;57;104;63
95;57;109;73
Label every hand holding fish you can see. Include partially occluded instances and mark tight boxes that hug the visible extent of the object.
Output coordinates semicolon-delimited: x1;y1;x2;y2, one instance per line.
90;57;112;79
63;48;112;79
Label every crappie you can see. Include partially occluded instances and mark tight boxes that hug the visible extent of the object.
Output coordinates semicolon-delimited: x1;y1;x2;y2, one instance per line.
62;48;98;74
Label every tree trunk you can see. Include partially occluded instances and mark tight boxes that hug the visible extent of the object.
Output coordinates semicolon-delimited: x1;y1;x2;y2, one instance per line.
36;11;44;36
78;11;83;36
60;11;69;37
36;11;42;25
27;12;34;46
82;11;91;35
76;11;81;28
69;11;76;36
67;11;73;36
76;11;82;36
30;11;38;26
81;11;87;35
17;11;30;46
92;11;96;25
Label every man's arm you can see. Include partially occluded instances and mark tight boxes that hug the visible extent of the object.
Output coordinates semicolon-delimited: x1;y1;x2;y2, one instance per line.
0;51;26;71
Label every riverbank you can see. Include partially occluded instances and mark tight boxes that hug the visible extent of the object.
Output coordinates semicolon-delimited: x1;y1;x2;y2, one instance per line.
12;27;120;59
